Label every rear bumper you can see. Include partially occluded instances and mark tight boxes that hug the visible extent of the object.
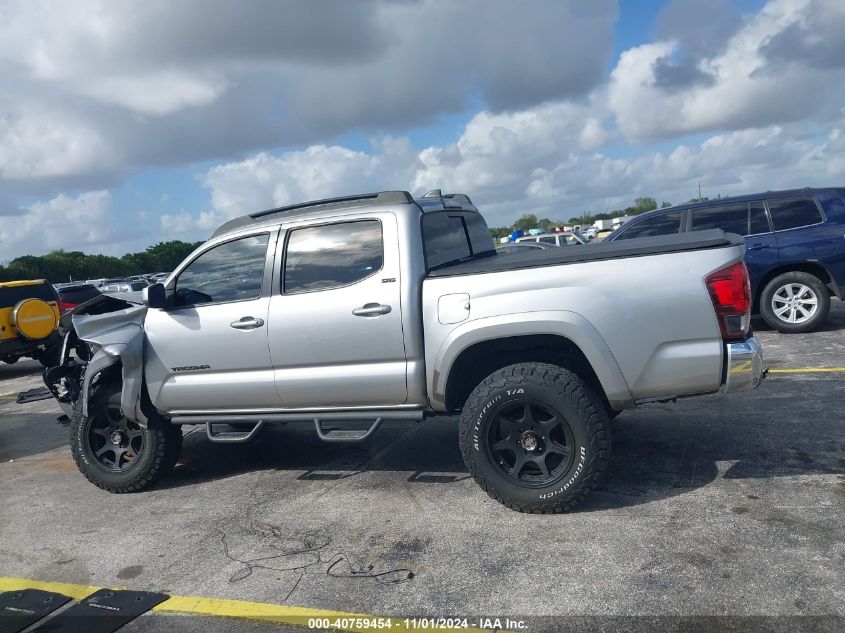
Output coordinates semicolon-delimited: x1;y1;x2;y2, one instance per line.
0;331;60;358
723;336;763;393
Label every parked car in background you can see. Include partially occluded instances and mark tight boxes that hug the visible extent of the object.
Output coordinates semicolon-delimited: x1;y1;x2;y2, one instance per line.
516;232;587;247
582;227;599;240
55;283;101;312
0;279;62;366
101;281;149;294
604;187;845;333
496;242;558;254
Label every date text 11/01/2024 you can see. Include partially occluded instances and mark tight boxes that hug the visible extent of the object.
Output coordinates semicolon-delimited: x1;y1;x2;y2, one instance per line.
307;617;528;630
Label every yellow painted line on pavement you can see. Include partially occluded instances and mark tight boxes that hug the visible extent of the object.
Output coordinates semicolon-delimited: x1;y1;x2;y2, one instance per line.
0;577;104;600
768;367;845;373
0;577;494;632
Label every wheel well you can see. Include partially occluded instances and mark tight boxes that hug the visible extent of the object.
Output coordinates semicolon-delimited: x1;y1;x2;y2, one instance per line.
443;334;609;414
754;262;836;310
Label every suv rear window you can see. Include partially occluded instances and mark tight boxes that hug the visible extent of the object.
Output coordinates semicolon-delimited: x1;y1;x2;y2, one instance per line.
614;212;682;240
0;282;57;309
768;198;823;231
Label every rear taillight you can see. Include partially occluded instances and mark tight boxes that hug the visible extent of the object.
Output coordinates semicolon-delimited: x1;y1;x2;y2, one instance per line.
59;300;75;313
706;262;751;341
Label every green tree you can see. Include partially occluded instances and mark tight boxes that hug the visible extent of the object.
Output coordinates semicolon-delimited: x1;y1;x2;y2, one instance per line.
512;214;539;231
0;240;203;284
661;201;672;208
632;197;657;214
489;227;511;240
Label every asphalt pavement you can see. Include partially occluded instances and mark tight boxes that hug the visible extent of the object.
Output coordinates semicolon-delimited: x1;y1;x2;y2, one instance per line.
1;303;843;632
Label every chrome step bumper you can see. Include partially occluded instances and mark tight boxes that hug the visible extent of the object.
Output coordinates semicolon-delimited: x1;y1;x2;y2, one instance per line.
723;336;764;393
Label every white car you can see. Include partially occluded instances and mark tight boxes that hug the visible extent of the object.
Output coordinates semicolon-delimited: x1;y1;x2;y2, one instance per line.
515;232;587;246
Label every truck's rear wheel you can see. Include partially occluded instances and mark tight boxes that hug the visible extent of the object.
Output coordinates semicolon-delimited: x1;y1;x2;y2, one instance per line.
70;381;182;493
459;362;610;513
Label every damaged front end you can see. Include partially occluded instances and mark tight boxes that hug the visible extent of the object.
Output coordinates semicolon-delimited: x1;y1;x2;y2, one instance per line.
43;292;150;426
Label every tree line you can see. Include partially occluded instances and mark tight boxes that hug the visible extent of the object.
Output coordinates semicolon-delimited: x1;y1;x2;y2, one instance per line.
0;240;203;284
488;195;692;239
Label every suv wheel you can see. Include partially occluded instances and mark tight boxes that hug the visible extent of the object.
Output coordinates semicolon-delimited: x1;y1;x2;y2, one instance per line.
760;272;830;333
459;362;610;513
70;381;182;493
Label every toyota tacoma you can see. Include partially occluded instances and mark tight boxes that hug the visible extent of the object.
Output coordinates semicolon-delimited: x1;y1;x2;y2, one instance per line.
45;190;763;512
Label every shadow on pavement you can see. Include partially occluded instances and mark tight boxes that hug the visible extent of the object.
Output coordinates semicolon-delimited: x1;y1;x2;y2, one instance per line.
0;359;43;382
159;380;845;511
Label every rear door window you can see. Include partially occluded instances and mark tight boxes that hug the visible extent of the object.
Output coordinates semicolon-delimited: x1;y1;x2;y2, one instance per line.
284;220;383;294
690;204;749;235
614;212;682;240
767;198;823;231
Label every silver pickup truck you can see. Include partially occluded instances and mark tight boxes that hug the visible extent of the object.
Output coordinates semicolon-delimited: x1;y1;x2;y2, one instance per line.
45;190;763;512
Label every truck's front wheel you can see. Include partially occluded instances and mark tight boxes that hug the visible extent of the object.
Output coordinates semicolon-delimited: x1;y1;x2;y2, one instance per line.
459;363;610;513
70;381;182;493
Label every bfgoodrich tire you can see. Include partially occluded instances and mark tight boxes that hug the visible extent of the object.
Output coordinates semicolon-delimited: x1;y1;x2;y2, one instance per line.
760;271;830;333
459;362;611;513
70;381;182;493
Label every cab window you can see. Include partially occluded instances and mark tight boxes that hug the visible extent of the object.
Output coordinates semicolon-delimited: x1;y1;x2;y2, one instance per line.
173;234;269;307
284;220;383;294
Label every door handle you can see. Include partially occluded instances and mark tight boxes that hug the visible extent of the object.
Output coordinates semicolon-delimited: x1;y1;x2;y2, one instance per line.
230;316;265;330
352;303;392;317
747;243;770;251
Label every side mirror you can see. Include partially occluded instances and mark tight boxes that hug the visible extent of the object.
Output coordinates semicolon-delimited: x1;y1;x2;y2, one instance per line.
142;283;167;309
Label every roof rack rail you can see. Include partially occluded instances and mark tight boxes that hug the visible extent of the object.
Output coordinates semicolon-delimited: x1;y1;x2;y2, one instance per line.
420;189;473;205
251;190;413;220
212;190;414;237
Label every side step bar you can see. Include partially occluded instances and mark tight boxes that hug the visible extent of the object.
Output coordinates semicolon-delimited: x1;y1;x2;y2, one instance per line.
314;417;383;443
172;410;424;444
206;420;265;443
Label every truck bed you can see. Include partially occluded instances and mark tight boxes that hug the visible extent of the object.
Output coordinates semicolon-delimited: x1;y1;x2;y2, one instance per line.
427;229;743;277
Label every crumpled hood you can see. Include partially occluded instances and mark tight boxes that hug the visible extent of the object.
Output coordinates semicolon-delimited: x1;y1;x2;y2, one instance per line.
60;292;148;346
72;304;148;346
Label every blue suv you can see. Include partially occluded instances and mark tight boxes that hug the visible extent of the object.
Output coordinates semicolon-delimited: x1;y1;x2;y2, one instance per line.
605;187;845;333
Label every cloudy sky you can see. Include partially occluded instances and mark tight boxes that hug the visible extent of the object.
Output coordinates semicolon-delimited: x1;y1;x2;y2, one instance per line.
1;0;844;260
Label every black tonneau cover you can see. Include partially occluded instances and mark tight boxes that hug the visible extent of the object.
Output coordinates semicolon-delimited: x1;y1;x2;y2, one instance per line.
427;229;743;277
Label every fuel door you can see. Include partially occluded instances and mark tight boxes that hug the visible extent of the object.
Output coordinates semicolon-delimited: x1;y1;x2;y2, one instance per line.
438;293;470;324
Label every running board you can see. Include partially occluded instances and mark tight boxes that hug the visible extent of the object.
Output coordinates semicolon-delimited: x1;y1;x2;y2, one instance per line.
171;410;424;425
170;410;425;444
206;420;265;443
314;417;383;443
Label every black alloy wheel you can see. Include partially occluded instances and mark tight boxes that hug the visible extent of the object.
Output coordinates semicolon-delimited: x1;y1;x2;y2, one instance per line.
485;399;575;487
86;401;145;471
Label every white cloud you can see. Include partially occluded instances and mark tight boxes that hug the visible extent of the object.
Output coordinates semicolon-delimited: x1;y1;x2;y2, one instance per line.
79;70;229;116
165;100;844;238
608;0;845;142
0;108;113;179
0;190;119;260
0;0;617;198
